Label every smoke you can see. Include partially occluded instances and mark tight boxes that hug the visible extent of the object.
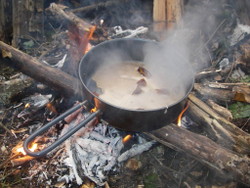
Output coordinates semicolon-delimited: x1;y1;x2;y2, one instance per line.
137;0;225;102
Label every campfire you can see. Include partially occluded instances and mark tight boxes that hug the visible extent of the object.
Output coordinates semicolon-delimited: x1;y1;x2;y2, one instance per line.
0;0;250;187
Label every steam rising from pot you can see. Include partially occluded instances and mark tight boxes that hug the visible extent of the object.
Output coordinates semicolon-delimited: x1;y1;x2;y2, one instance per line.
83;0;224;110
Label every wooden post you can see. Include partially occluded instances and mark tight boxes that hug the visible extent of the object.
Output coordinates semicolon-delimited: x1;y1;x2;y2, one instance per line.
12;0;44;47
153;0;183;33
153;0;166;32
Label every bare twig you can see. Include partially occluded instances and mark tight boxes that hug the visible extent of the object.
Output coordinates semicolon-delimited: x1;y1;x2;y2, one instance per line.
0;122;13;136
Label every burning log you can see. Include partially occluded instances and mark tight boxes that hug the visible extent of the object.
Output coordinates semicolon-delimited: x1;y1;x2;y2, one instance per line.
46;3;94;34
147;124;250;186
46;3;96;76
0;41;83;98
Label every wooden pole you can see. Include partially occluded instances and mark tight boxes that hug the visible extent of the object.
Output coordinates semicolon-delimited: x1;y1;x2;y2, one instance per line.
153;0;166;32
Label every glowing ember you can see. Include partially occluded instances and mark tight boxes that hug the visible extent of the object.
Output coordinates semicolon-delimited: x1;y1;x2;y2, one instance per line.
122;134;132;143
90;106;98;113
16;143;38;155
177;102;190;127
46;102;58;114
24;103;30;108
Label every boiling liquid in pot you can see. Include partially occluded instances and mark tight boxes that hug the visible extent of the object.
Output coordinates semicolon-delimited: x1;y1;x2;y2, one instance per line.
91;61;185;110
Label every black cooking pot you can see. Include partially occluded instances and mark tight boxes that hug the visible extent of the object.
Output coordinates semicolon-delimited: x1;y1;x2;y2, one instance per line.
23;38;194;157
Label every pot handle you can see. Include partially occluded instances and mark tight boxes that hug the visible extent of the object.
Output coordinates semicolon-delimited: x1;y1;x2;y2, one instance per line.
23;101;101;157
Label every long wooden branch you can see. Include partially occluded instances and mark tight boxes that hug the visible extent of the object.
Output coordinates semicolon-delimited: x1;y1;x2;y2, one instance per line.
147;124;250;185
0;41;83;98
46;3;94;33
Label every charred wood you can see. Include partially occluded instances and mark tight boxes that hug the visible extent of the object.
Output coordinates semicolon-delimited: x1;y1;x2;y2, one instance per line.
46;3;94;33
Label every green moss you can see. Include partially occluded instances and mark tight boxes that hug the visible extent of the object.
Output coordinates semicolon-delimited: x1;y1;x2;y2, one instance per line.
229;102;250;119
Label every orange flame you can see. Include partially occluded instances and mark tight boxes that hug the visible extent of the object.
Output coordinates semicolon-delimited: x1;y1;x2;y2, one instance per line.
90;106;97;113
16;143;38;155
177;102;189;127
46;103;58;114
122;134;132;144
84;25;96;54
88;26;96;40
24;103;30;108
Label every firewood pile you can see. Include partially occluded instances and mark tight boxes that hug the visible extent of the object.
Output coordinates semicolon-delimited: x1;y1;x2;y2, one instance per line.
0;0;250;187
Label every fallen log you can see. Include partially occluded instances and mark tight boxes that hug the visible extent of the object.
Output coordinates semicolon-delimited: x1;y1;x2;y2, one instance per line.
147;124;250;186
46;3;94;34
0;41;83;98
